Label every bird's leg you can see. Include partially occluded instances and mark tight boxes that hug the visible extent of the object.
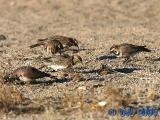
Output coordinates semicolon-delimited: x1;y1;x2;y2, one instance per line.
59;49;61;55
123;57;131;64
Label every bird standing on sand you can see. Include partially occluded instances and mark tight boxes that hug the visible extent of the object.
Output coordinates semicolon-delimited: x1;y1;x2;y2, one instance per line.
42;54;83;71
44;40;64;55
4;66;54;82
30;39;64;55
38;35;79;52
110;43;151;63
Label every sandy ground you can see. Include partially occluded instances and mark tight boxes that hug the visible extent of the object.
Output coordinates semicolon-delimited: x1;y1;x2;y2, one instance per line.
0;0;160;120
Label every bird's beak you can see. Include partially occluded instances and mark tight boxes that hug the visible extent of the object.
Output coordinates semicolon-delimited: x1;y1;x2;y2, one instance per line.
109;50;113;53
108;51;114;56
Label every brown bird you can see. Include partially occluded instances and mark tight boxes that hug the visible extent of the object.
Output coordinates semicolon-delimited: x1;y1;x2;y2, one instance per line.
110;43;151;63
42;54;83;71
38;35;79;51
4;66;54;82
44;40;64;55
30;39;64;55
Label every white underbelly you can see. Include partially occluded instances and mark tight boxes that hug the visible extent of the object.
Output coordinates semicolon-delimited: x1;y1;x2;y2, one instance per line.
49;65;67;71
19;77;32;82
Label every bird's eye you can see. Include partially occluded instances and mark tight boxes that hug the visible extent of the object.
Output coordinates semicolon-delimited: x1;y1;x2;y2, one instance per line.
110;48;119;55
114;50;119;55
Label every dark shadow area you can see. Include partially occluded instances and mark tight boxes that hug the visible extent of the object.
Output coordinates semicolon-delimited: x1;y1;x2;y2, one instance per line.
92;84;103;88
74;66;113;74
8;78;69;85
31;78;69;85
114;67;140;74
66;66;140;74
78;69;98;74
78;48;95;51
9;105;45;115
96;55;117;60
86;77;105;81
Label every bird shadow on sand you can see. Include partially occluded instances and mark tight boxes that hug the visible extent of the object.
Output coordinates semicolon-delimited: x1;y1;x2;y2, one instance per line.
74;66;140;74
96;55;117;60
113;67;140;74
83;67;140;81
9;105;45;115
32;78;69;85
79;48;95;51
14;78;69;85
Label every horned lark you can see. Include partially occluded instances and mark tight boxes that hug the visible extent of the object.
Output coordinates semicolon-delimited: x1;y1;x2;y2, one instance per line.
38;35;79;51
42;54;82;71
30;39;63;55
4;66;54;82
110;43;151;63
45;40;64;55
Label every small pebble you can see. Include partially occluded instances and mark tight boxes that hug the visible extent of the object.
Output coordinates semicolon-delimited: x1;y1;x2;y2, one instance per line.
78;86;87;90
98;101;107;107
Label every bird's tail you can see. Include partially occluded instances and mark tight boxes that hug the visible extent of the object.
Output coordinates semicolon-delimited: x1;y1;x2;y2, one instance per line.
29;43;44;48
138;46;151;52
37;38;48;42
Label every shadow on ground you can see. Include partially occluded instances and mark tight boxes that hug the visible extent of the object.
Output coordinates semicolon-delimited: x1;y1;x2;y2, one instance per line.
114;67;140;73
96;55;117;60
32;78;69;85
9;105;45;115
9;78;70;85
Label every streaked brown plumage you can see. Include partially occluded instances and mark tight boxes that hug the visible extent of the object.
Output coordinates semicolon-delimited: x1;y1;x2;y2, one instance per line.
4;66;54;82
110;43;151;63
42;54;83;71
38;35;79;51
45;40;64;55
30;39;63;55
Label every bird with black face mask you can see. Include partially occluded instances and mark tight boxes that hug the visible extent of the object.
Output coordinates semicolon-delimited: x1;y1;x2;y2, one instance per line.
42;54;83;71
110;43;151;63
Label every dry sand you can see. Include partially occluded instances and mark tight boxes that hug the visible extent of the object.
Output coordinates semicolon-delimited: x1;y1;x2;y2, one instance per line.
0;0;160;119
